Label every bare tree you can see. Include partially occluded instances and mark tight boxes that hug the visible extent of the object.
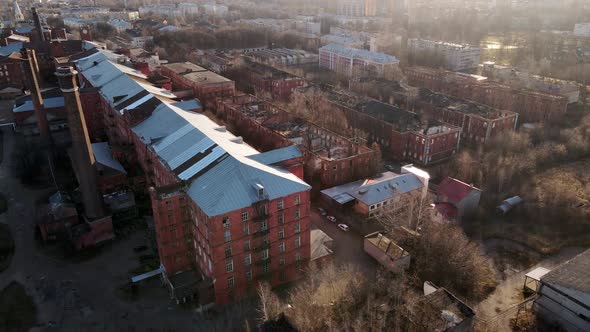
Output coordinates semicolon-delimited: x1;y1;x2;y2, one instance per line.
257;282;282;324
377;192;432;232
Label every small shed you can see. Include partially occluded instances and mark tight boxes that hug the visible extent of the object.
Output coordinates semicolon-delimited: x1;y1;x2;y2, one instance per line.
523;267;551;293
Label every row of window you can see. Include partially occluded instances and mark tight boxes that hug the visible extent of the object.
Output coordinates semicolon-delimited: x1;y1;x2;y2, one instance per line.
225;253;303;287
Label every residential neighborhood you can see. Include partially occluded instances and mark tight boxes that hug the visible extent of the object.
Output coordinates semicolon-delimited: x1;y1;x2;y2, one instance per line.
0;1;589;331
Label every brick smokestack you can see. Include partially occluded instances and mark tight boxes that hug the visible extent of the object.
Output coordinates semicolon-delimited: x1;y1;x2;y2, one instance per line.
21;48;50;139
56;66;105;219
31;7;45;43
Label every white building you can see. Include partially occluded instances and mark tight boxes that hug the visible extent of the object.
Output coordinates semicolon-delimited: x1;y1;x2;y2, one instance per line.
319;43;399;77
139;3;198;18
534;249;590;332
574;23;590;37
409;38;481;71
108;19;132;33
337;0;365;17
202;3;229;17
321;34;365;48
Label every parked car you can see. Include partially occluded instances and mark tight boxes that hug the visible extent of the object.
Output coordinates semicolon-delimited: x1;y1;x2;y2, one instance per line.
326;216;337;223
317;207;327;216
338;224;349;231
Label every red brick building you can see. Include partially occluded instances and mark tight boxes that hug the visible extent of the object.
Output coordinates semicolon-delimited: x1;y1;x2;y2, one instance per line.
405;66;568;123
216;94;379;189
160;62;235;109
75;50;312;306
0;53;25;88
319;89;461;165
413;89;519;145
232;61;304;101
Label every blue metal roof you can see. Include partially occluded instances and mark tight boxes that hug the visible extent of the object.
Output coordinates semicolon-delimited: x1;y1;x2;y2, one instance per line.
0;42;23;56
172;99;202;111
247;145;302;165
76;51;311;217
13;97;64;113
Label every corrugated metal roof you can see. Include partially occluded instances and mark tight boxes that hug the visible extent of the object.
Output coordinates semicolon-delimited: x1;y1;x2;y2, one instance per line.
92;142;127;174
172;99;202;111
13;97;64;113
0;42;23;56
246;145;302;165
76;51;310;217
321;172;423;206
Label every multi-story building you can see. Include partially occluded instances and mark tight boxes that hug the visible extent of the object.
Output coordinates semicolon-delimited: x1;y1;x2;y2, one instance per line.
573;23;590;37
0;52;24;87
202;3;229;17
481;62;581;104
216;95;379;189
309;88;462;165
405;66;569;123
139;3;199;18
320;34;365;48
161;62;235;108
235;61;305;100
74;49;312;306
319;44;400;77
414;88;519;145
247;48;319;67
408;39;481;72
337;0;365;17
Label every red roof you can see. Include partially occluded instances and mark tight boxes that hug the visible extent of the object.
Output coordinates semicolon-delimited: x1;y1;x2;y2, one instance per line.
434;202;458;222
437;177;479;205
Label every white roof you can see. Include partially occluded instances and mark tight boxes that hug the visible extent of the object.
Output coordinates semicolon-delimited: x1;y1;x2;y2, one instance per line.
525;267;551;281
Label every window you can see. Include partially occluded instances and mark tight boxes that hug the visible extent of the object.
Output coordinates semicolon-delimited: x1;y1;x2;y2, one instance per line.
244;240;251;251
245;253;251;266
243;224;249;236
224;230;231;243
295;252;301;261
246;270;252;281
295;223;301;234
226;259;234;272
279;242;285;253
277;200;284;210
279;258;286;266
294;195;300;205
295;208;300;220
241;211;249;222
225;245;232;258
278;213;284;224
262;261;270;273
295;236;301;248
262;249;269;260
223;217;230;228
261;221;268;231
278;228;284;239
227;276;235;287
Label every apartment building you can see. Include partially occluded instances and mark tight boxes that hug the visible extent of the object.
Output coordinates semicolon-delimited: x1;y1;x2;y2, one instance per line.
74;50;312;306
408;39;481;72
236;61;305;100
319;44;400;77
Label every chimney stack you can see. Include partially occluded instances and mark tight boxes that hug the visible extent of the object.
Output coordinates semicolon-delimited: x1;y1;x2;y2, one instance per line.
21;48;50;139
31;7;45;43
56;66;105;219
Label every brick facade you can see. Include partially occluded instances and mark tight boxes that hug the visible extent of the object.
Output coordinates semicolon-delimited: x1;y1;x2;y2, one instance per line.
405;66;568;123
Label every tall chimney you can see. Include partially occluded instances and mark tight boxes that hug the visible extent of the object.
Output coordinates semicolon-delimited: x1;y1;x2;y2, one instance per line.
21;48;51;139
31;7;45;43
56;66;105;219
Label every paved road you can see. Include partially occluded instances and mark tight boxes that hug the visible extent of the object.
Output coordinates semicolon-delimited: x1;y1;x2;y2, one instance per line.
310;211;377;277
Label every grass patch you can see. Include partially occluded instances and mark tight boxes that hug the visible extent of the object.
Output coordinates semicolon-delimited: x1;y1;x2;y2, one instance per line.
0;223;14;272
0;281;36;332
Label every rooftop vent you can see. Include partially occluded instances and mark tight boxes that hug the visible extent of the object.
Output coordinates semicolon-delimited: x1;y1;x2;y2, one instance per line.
358;188;368;194
214;126;226;132
230;136;243;144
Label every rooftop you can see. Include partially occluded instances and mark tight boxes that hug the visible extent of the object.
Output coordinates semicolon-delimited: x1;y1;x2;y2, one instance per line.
437;177;480;205
321;171;424;206
365;232;409;260
163;62;208;75
542;249;590;294
75;51;310;217
320;44;399;64
416;285;475;330
183;70;232;85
